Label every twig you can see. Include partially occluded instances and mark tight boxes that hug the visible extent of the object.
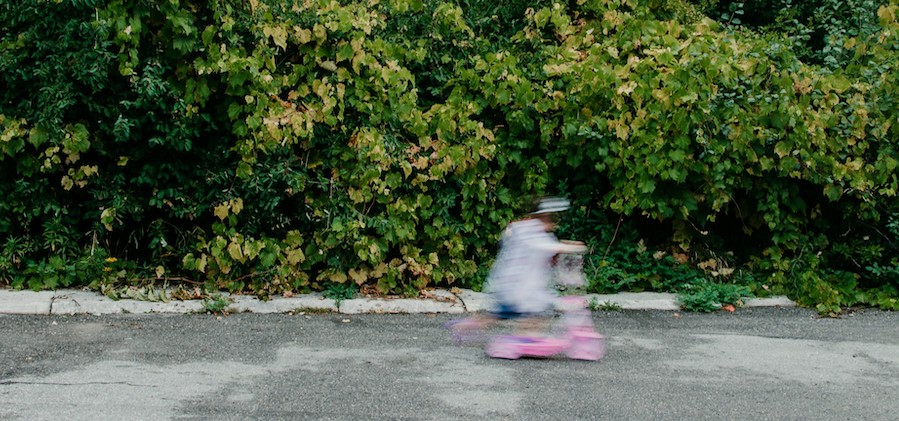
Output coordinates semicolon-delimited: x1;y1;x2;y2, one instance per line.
604;215;623;259
136;277;202;285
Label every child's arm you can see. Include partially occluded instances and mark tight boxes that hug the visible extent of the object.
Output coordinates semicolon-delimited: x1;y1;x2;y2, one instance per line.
559;239;587;254
529;232;586;254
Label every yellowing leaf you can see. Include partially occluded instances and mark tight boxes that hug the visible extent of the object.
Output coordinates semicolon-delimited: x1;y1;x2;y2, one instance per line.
155;265;166;278
735;59;757;74
348;268;368;284
319;60;338;72
329;271;348;283
677;92;698;105
197;254;208;273
100;207;117;231
829;76;852;93
348;188;365;203
227;241;244;262
698;259;717;270
244;240;264;260
286;248;305;265
845;158;864;171
268;26;288;49
214;203;229;221
617;81;637;96
295;27;312;44
878;5;896;26
313;24;327;41
615;123;629;140
774;141;792;158
80;165;98;177
231;198;243;215
371;262;388;278
606;46;620;59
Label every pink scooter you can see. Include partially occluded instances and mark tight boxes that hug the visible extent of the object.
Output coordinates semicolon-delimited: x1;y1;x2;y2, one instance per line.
485;296;606;361
446;254;606;360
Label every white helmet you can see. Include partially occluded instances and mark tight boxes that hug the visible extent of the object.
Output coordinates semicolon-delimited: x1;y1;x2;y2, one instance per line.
531;197;570;215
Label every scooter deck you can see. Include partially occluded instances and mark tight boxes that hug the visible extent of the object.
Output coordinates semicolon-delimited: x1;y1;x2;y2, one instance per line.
486;333;606;361
486;336;571;359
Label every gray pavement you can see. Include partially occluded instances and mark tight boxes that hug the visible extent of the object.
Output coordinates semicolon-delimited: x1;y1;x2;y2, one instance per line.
0;288;797;315
1;308;897;420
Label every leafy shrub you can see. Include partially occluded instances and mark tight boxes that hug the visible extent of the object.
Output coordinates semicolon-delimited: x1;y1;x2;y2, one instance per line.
689;0;886;69
2;0;898;314
678;281;752;312
202;294;233;315
322;282;358;305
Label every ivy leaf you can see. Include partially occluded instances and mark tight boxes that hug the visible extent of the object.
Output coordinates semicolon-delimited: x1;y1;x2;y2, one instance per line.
774;142;792;158
227;242;245;263
231;198;244;215
263;25;288;50
29;127;48;147
823;185;843;201
329;271;348;284
214;203;229;221
669;149;686;162
244;240;264;260
260;250;277;268
337;43;354;62
348;268;367;284
286;248;305;265
197;254;208;273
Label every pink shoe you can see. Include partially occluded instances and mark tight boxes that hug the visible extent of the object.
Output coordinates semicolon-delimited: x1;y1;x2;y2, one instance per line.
566;332;606;361
444;318;485;345
486;336;569;359
486;336;524;359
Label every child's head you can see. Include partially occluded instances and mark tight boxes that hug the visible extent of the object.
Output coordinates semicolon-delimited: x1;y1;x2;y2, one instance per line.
530;197;570;231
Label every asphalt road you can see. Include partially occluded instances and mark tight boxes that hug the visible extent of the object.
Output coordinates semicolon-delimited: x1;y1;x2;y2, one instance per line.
1;308;897;420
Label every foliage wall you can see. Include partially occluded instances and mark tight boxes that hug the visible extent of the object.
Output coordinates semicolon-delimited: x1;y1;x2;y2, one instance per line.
1;0;897;312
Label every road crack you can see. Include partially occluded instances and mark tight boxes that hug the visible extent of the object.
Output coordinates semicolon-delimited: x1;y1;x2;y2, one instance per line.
0;380;157;387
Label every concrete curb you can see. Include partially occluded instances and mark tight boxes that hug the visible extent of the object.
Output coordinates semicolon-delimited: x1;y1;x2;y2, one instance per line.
226;293;337;314
0;290;55;315
586;292;681;310
0;288;797;315
51;290;206;315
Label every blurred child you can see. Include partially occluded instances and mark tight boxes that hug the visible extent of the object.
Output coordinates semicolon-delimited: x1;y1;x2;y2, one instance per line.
448;197;586;340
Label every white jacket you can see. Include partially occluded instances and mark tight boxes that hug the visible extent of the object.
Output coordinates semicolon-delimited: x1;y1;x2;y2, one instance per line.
486;219;585;314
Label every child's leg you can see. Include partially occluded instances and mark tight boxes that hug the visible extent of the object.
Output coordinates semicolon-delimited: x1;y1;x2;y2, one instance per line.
513;314;551;337
445;313;496;345
448;312;494;330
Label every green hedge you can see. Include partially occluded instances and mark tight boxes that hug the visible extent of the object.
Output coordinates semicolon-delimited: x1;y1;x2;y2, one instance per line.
1;0;897;313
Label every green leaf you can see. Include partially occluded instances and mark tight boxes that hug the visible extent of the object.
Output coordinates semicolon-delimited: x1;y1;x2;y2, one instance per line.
668;149;686;162
337;43;355;62
823;185;843;201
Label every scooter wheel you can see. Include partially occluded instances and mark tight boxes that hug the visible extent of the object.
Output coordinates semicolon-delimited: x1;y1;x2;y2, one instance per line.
486;338;521;360
567;336;606;361
444;318;484;346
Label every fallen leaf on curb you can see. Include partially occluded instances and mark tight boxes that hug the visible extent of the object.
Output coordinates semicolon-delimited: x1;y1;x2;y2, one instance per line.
421;290;456;303
721;304;735;312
